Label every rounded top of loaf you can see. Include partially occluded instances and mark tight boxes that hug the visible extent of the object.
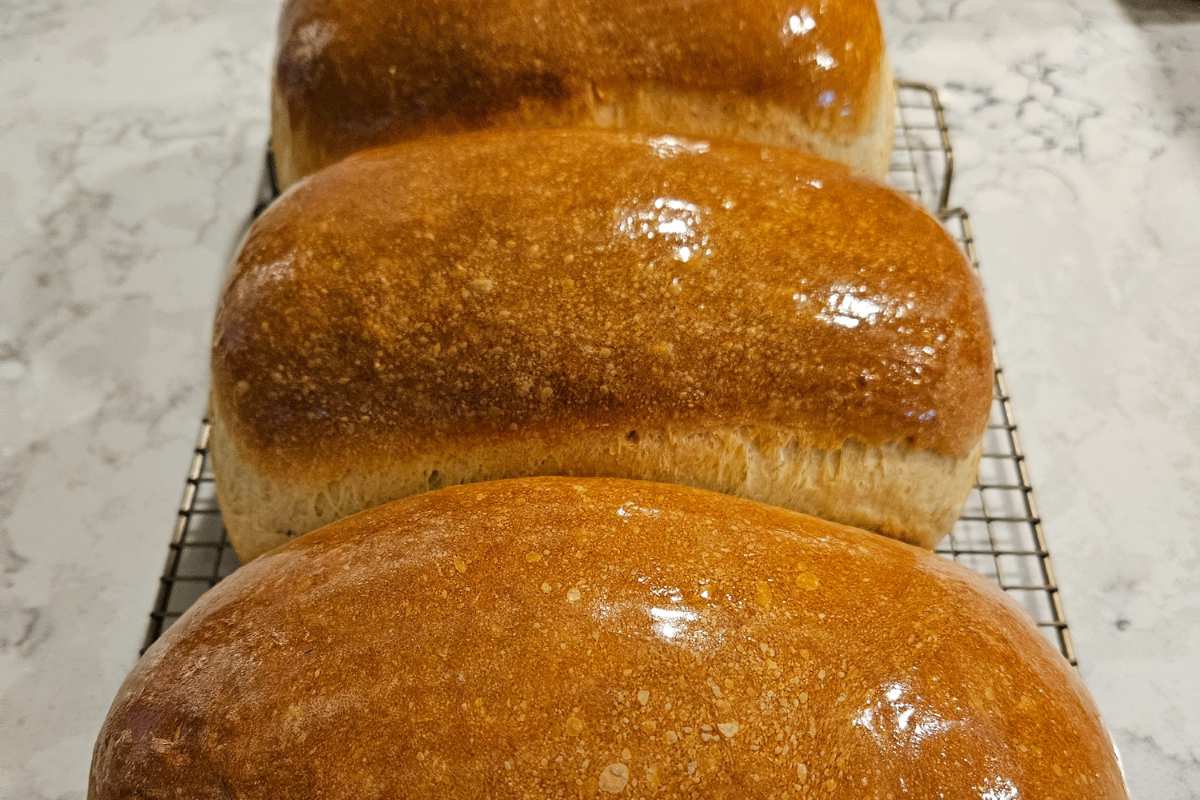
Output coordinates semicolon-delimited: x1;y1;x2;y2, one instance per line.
273;0;887;182
91;477;1126;799
212;129;992;480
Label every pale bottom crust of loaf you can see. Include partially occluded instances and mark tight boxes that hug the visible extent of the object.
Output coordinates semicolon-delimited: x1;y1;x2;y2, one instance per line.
273;58;897;188
212;416;981;562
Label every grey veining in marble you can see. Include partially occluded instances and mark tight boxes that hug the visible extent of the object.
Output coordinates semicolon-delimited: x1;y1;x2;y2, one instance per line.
1;0;1197;797
885;2;1200;796
0;2;277;797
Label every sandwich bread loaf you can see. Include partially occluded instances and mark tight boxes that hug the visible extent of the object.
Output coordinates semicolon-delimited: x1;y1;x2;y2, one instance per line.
211;129;993;560
272;0;895;185
91;478;1128;799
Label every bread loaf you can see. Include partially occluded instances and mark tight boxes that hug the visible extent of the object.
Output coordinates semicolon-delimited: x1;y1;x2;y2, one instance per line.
272;0;894;186
91;478;1127;799
211;129;992;560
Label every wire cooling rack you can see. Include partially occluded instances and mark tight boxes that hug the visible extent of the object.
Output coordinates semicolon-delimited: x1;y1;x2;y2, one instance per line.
142;81;1076;666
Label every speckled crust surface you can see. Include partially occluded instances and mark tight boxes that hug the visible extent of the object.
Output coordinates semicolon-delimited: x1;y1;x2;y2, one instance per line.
271;0;893;184
90;477;1127;799
213;128;992;478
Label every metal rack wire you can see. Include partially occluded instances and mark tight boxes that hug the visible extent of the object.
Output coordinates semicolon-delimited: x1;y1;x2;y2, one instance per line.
142;81;1076;666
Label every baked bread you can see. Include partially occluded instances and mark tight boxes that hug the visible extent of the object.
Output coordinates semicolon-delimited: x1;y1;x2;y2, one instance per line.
211;129;992;560
271;0;895;186
91;478;1128;799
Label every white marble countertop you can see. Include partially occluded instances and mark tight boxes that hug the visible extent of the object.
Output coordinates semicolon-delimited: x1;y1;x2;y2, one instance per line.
1;0;1197;796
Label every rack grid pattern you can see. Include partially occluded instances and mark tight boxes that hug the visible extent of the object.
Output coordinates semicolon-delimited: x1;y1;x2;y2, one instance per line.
142;81;1076;666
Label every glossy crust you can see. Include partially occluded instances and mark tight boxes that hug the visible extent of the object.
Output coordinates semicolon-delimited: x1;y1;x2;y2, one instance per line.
90;477;1128;799
211;129;992;557
271;0;894;185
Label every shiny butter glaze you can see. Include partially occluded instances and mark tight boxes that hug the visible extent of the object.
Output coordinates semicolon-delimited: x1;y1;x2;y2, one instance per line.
213;129;992;478
275;0;886;177
90;478;1127;799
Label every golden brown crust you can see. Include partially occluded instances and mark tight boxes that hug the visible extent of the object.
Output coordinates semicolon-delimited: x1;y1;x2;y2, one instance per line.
212;129;992;485
91;477;1128;799
271;0;892;184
